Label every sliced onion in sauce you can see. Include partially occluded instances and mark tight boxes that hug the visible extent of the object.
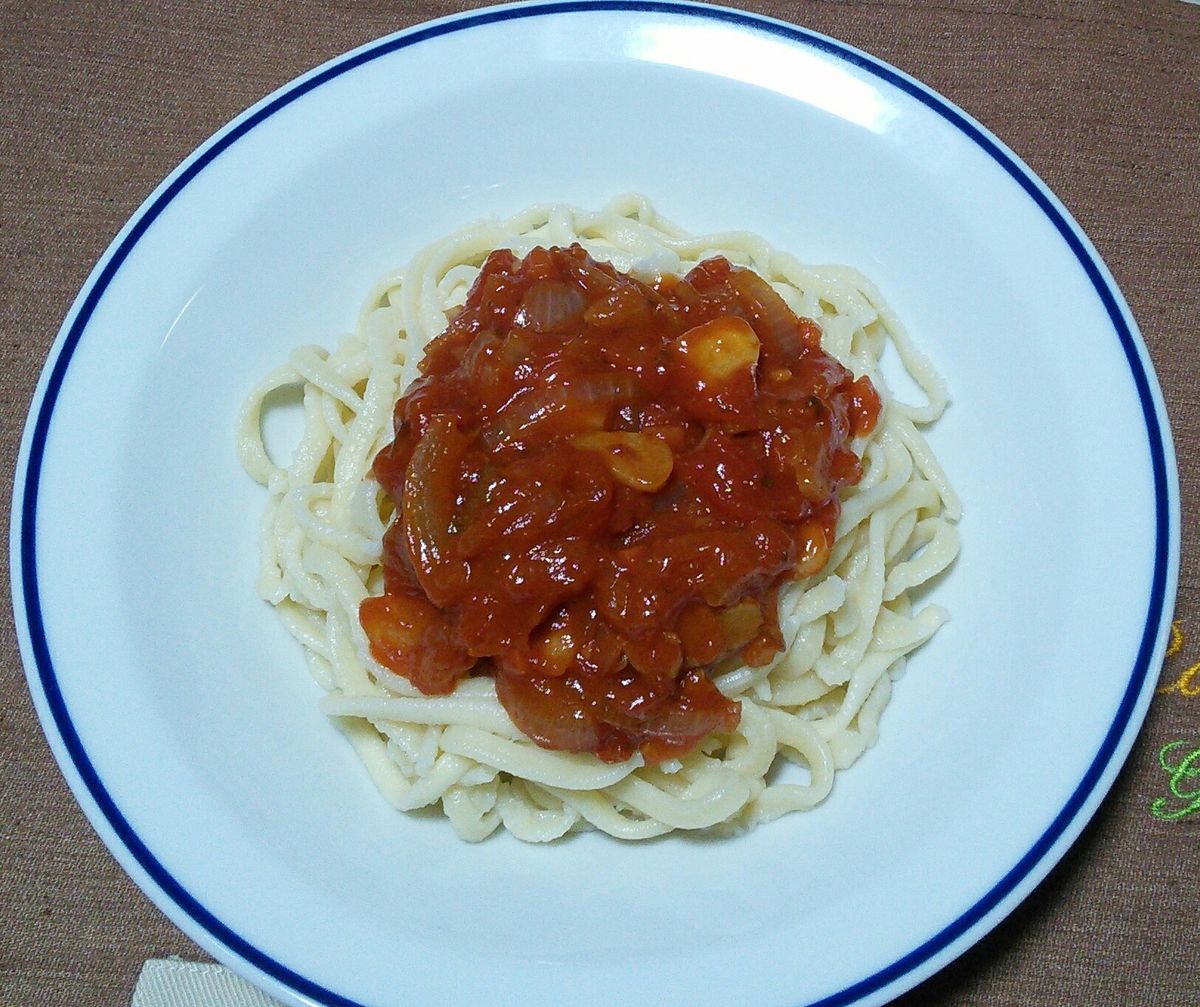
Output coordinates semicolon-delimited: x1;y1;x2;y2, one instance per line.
515;280;586;333
402;415;468;605
729;267;805;358
484;372;641;448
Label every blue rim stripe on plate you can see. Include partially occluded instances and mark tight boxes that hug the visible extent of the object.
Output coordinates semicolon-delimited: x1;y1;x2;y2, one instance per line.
16;3;1171;1006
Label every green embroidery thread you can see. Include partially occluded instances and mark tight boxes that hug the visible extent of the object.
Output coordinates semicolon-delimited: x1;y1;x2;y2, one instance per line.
1150;740;1200;821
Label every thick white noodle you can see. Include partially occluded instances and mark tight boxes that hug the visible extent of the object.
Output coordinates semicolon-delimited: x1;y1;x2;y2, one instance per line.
236;195;961;842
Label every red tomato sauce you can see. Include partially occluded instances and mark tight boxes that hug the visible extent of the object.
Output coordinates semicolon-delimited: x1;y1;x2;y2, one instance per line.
360;245;880;764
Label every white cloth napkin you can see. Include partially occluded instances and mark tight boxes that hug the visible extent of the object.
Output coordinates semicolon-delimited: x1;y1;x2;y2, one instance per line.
132;960;285;1007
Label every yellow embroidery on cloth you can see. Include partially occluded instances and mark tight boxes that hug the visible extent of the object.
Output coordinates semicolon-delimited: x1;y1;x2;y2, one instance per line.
1166;621;1183;660
1159;621;1200;696
1163;664;1200;697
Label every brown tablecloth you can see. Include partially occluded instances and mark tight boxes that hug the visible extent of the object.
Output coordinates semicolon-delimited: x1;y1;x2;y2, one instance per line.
3;2;1198;1004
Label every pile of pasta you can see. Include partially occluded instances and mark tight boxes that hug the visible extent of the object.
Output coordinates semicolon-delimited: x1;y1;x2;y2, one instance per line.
236;195;960;841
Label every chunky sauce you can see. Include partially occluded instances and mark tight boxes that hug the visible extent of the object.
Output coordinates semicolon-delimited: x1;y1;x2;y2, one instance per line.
361;245;880;764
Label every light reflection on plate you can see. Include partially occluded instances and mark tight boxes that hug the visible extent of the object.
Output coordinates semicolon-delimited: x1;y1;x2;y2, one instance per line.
10;3;1178;1007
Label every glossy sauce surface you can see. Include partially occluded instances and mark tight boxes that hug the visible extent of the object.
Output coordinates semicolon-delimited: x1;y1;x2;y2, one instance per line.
361;245;879;763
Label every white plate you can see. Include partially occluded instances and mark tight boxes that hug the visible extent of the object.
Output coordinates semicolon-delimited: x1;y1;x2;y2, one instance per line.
11;3;1179;1006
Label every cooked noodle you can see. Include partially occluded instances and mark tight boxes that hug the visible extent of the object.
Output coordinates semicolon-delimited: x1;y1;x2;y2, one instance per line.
236;195;961;842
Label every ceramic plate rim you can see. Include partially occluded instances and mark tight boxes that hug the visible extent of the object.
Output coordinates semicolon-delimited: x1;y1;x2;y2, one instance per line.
10;3;1180;1006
